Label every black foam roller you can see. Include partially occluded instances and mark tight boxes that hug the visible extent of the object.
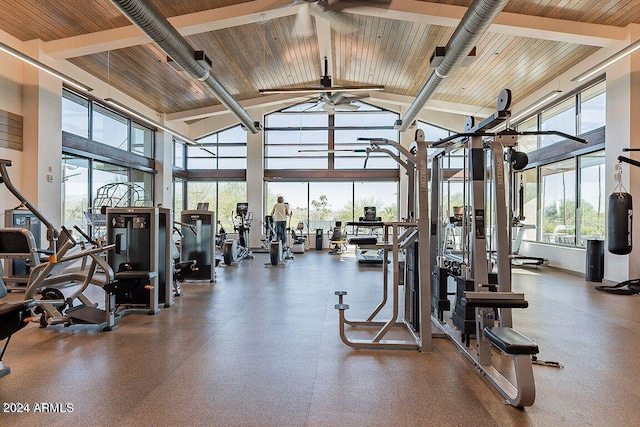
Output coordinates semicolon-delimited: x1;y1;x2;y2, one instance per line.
608;192;633;255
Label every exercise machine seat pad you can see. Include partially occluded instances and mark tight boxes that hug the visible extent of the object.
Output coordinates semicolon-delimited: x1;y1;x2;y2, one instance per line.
483;327;539;355
348;236;378;246
0;300;35;340
114;271;158;281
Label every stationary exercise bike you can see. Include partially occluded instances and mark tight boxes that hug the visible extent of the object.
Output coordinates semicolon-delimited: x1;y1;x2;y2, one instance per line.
222;202;253;265
268;207;294;266
290;222;307;254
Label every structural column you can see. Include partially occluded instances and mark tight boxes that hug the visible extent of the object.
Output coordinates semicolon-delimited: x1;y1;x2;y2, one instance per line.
21;40;62;244
604;24;640;281
245;113;264;248
154;128;173;209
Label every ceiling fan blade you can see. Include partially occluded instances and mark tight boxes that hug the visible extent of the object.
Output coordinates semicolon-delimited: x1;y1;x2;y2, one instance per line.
293;3;314;37
309;5;355;34
321;102;336;113
321;0;392;12
330;91;368;105
334;103;360;111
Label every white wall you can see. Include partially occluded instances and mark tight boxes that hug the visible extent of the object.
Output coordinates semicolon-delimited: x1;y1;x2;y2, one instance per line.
0;34;25;216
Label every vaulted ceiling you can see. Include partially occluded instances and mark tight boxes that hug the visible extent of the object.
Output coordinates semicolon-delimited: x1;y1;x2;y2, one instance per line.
1;0;638;130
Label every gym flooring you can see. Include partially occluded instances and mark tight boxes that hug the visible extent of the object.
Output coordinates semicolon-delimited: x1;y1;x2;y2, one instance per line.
1;248;639;426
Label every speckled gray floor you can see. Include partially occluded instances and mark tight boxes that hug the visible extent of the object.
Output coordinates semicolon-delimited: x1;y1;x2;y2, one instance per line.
1;249;639;426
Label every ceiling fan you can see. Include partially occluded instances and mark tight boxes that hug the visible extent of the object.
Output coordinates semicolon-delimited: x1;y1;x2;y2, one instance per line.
310;91;368;112
283;0;392;37
259;56;384;98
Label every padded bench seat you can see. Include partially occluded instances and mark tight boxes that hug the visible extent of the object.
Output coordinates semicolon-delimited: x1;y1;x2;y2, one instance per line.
483;326;539;355
104;271;158;295
462;291;529;309
347;236;378;246
114;271;158;281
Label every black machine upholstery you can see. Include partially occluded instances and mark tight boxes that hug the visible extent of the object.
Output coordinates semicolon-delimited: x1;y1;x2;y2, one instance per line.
1;278;36;376
347;236;378;246
483;327;539;355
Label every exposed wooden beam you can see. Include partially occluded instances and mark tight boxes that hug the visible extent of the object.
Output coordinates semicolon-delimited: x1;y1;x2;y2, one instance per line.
348;0;625;47
45;0;296;59
44;0;624;61
166;93;310;122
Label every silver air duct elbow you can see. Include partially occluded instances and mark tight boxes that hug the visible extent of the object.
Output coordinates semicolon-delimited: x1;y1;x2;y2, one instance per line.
399;0;509;132
109;0;259;134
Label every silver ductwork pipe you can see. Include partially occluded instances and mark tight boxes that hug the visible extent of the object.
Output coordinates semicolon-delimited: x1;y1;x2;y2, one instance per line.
399;0;509;132
109;0;259;134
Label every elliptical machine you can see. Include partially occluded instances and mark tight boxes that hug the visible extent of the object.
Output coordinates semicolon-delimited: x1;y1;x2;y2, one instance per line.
222;202;253;265
268;206;294;266
215;220;227;249
258;215;277;253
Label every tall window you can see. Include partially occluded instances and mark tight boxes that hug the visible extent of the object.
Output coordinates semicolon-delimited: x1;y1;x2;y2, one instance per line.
131;122;153;157
192;125;247;169
186;181;247;230
516;168;538;241
62;91;89;138
540;159;576;245
516;116;538;153
174;140;186;169
334;106;399;169
92;104;129;151
265;182;309;232
513;79;605;153
578;152;606;244
580;81;606;134
418;122;453;142
264;101;399;170
63;89;154;158
541;97;576;147
61;155;90;232
265;181;399;233
515;149;605;247
265;110;329;169
61;156;154;238
174;178;185;213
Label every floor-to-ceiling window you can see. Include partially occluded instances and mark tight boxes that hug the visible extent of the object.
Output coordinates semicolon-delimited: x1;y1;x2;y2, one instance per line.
263;100;401;234
61;155;90;232
175;125;248;228
512;79;606;248
61;89;156;238
186;181;247;231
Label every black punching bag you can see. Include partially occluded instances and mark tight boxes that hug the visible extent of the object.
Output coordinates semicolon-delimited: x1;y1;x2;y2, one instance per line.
608;192;633;255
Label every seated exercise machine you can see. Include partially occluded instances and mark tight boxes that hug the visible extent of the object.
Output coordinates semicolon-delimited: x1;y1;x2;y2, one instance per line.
328;221;347;255
179;208;215;283
104;206;174;316
336;89;582;407
291;222;307;254
0;275;35;377
347;207;385;264
335;138;427;350
0;159;120;332
171;223;198;296
1;208;43;292
222;202;253;265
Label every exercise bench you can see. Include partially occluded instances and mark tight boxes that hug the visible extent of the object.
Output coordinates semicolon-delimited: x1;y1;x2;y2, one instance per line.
462;291;539;407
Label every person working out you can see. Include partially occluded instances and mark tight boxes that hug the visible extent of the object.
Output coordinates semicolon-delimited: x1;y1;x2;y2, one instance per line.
271;196;290;248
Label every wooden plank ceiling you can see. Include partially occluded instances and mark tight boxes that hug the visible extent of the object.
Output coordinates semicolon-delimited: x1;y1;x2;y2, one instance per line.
0;0;637;121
